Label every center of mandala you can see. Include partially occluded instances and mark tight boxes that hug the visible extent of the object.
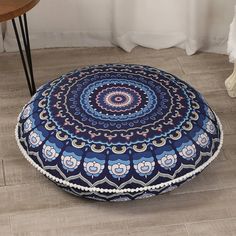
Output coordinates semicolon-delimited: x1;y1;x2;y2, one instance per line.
80;79;158;121
94;86;142;114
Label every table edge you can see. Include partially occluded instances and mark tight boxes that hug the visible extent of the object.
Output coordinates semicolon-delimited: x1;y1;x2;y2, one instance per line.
0;0;40;22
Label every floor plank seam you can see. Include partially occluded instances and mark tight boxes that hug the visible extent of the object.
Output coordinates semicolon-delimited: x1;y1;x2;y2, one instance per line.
184;224;191;236
184;216;236;226
171;185;236;196
179;68;233;76
176;57;186;75
1;160;6;186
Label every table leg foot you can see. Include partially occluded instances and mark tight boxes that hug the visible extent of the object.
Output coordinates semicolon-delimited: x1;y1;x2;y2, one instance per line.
12;14;36;96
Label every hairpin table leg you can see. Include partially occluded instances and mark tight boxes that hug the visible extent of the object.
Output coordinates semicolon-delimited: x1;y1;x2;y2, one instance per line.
12;13;36;96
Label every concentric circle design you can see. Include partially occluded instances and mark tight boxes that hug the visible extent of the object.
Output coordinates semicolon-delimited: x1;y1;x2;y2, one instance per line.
96;87;141;112
16;64;223;201
79;78;157;122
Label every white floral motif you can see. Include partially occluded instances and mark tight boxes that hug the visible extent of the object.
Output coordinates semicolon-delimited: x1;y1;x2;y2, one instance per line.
42;145;59;161
206;120;216;134
84;161;105;177
158;154;177;170
24;119;33;133
108;163;130;179
22;106;31;118
207;108;215;120
179;144;196;159
197;133;209;148
29;131;42;147
61;155;80;172
134;161;155;176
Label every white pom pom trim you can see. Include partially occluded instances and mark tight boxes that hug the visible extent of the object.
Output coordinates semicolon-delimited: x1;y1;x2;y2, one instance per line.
15;113;223;194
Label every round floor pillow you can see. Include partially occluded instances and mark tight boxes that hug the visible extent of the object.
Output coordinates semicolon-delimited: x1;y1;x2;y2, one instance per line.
16;64;223;201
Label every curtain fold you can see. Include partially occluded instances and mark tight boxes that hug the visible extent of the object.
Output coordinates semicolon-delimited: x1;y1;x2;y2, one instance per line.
185;0;209;55
228;6;236;62
2;0;236;55
111;0;187;52
0;24;3;52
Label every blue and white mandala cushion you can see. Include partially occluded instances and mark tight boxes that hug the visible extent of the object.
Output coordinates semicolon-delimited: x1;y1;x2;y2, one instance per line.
16;64;223;201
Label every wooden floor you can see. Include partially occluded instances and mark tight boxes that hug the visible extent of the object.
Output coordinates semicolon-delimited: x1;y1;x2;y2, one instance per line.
0;47;236;236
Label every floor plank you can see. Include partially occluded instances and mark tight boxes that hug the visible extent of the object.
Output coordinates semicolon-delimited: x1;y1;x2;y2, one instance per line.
0;133;22;160
204;90;236;113
4;159;45;186
7;187;236;235
172;154;236;195
0;215;11;236
218;113;236;135
9;220;188;236
120;57;184;77
177;53;233;74
223;134;236;160
186;218;236;236
0;47;121;73
0;182;80;215
181;70;232;93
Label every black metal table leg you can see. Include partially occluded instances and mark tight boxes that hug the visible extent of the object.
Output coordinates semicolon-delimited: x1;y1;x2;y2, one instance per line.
12;13;36;96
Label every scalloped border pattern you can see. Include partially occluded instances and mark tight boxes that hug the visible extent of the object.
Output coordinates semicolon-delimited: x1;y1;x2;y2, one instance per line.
15;112;224;194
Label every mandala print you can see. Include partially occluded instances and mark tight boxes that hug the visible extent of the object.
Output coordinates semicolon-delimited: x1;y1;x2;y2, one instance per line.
16;64;223;201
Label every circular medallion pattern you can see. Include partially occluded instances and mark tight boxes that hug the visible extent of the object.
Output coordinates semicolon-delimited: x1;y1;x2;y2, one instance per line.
16;64;223;201
79;78;158;122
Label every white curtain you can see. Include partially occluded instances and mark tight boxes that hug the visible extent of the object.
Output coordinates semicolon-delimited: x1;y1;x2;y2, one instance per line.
2;0;236;55
111;0;209;55
228;6;236;62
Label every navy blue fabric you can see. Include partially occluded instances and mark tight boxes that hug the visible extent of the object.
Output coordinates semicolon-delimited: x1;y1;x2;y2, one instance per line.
17;64;222;201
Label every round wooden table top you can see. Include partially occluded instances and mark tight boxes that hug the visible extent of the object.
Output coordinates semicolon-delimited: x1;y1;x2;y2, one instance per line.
0;0;39;22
